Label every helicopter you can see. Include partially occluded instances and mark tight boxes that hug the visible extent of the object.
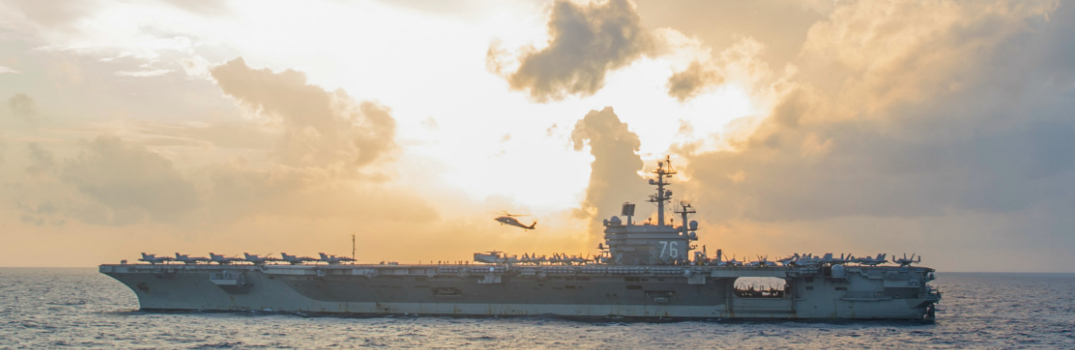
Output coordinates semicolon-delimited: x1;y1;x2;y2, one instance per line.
492;211;537;231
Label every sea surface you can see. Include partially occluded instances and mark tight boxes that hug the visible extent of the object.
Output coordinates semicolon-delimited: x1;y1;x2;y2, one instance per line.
0;269;1072;349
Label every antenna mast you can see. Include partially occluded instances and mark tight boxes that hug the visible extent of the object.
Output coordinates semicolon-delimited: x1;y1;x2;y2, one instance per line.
648;155;677;226
351;234;356;261
675;201;696;233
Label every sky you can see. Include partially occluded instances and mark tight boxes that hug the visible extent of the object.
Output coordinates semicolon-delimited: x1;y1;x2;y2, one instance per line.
1;0;1073;272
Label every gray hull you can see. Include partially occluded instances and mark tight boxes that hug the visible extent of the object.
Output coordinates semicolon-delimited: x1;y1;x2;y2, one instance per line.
100;263;939;320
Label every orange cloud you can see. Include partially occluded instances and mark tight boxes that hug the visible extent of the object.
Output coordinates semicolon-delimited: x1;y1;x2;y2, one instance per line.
570;107;649;235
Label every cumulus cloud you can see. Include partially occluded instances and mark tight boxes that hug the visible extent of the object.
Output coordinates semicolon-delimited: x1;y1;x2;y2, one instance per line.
2;56;434;228
570;107;649;233
495;0;655;102
201;57;435;224
677;0;1075;269
210;57;397;169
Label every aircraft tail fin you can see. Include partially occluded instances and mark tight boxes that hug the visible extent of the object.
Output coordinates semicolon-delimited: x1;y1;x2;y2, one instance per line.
528;221;537;230
319;252;329;260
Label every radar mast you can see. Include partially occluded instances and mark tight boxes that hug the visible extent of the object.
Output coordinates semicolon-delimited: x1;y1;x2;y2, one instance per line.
648;155;677;226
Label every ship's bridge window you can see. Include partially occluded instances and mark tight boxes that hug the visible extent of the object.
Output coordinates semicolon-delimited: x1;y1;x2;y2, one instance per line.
734;277;788;298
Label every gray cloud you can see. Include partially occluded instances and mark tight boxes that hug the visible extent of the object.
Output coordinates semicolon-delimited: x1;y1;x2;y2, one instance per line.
3;57;432;229
677;1;1075;270
664;36;770;102
24;143;54;175
571;107;649;234
8;93;35;118
60;136;199;224
666;61;722;102
210;57;397;169
499;0;655;102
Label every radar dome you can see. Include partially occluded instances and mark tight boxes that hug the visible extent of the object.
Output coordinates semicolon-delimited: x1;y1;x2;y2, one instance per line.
831;264;846;279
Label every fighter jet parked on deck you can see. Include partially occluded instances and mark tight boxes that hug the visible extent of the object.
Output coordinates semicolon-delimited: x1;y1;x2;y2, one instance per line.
209;253;242;265
318;253;356;265
748;255;777;267
893;253;921;267
852;253;888;266
474;251;518;264
792;253;821;266
722;255;744;267
521;253;548;264
174;253;209;264
139;253;173;264
243;253;280;265
280;253;317;265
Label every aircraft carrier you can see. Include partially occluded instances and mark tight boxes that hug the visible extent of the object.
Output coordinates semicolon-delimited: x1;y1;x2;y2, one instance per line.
100;157;941;320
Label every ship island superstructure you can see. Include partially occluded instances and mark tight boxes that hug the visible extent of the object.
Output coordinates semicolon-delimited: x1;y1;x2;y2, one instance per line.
101;157;941;320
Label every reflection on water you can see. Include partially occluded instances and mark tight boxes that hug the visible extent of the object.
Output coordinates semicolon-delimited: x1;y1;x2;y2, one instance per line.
1;268;1073;349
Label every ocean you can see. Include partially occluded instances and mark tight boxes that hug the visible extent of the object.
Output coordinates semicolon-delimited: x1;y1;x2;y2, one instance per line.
0;268;1072;349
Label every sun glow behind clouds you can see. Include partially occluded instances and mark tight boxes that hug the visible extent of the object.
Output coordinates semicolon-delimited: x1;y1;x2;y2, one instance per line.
404;56;758;212
0;0;770;266
36;0;759;214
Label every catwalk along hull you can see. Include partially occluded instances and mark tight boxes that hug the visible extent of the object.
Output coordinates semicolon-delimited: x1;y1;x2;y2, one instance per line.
101;263;939;320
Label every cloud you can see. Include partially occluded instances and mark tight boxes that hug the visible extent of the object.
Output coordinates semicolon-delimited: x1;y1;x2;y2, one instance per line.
688;0;1069;217
666;61;721;102
495;0;655;102
665;36;772;102
210;57;397;169
8;93;36;118
1;57;432;230
0;0;101;32
201;158;438;223
200;57;436;224
115;69;172;77
0;65;19;74
159;0;231;16
570;107;649;234
60;136;199;224
676;0;1075;269
24;143;54;176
